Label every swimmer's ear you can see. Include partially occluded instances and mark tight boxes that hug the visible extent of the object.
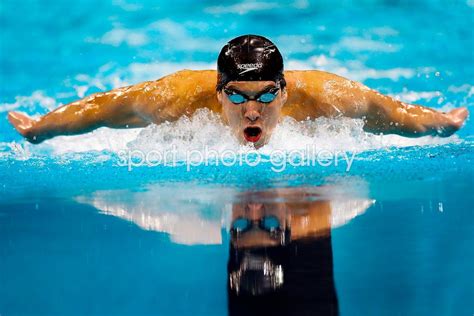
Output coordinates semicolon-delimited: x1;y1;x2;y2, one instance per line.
216;90;223;103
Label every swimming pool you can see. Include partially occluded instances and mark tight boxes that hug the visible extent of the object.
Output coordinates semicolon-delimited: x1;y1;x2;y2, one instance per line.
0;0;473;315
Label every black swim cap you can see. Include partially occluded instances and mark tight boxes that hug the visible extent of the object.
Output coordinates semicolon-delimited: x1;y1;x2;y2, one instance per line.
217;35;285;90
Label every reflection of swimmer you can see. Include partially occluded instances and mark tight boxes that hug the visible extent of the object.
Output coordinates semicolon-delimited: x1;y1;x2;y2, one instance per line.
227;190;356;316
76;185;371;314
76;185;373;246
9;35;468;148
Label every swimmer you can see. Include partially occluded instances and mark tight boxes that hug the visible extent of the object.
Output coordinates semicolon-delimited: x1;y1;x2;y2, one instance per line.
8;35;469;148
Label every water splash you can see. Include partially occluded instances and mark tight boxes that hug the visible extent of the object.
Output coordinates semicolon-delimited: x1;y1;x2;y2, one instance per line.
8;108;452;162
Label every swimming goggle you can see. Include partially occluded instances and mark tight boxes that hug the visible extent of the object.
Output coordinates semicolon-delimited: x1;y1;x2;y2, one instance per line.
224;87;279;104
231;215;282;236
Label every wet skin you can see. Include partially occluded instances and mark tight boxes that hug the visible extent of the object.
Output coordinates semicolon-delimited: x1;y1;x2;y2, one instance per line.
217;81;287;148
7;70;469;148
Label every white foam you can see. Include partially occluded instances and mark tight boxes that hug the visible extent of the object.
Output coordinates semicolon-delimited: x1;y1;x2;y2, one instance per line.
43;128;142;155
121;109;458;165
0;142;32;160
126;109;242;160
263;115;457;154
6;107;459;160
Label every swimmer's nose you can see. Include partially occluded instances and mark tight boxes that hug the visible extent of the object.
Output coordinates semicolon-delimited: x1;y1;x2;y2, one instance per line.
246;203;264;220
244;104;260;122
245;110;260;122
243;102;261;122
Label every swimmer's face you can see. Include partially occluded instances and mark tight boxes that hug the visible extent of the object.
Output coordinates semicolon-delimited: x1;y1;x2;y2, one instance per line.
230;202;288;249
217;81;287;148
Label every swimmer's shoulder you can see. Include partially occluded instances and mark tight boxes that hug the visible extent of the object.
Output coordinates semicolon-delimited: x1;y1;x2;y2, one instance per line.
136;69;220;121
284;70;346;90
282;70;367;119
282;70;343;119
170;69;217;84
172;70;220;112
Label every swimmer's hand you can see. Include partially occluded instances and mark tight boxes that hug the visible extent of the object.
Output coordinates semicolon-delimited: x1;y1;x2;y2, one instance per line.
442;107;469;136
8;111;44;144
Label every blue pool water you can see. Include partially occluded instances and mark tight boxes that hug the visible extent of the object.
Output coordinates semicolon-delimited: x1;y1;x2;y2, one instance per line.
1;0;473;315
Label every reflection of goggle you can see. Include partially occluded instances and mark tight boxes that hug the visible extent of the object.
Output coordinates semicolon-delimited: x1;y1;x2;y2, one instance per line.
231;215;282;236
224;87;279;104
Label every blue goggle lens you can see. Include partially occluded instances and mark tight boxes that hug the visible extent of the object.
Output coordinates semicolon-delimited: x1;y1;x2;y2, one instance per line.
261;215;280;232
232;218;250;232
225;88;279;104
228;94;246;104
258;92;277;103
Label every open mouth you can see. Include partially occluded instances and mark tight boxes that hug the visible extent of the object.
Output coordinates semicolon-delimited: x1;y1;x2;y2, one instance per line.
243;127;262;143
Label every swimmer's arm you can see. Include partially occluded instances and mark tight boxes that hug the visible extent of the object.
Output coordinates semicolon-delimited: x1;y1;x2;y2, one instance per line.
317;73;468;137
8;70;218;143
363;90;468;137
8;84;151;143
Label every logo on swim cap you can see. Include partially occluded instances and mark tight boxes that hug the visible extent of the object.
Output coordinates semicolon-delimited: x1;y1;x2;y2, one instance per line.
237;63;263;75
217;35;286;90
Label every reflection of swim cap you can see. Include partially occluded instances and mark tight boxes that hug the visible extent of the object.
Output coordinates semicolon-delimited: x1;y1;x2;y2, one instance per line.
217;35;286;90
228;245;287;296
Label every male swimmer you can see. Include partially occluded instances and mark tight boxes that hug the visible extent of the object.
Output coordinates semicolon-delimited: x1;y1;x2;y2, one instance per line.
8;35;469;148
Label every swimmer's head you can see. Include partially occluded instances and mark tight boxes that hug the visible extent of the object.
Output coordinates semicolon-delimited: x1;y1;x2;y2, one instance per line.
216;35;286;90
216;35;287;148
